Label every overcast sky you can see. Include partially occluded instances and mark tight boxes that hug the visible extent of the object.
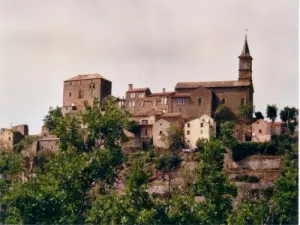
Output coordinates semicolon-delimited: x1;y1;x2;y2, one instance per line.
0;0;298;134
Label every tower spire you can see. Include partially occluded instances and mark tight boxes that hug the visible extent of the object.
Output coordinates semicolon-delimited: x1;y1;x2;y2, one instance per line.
240;29;251;57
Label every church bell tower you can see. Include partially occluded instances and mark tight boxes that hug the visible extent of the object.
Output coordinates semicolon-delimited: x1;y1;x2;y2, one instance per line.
238;32;253;82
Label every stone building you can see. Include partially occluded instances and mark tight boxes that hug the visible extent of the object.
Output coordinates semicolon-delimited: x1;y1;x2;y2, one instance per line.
153;113;184;149
184;114;216;148
0;124;29;151
124;36;254;123
252;119;284;142
62;73;112;114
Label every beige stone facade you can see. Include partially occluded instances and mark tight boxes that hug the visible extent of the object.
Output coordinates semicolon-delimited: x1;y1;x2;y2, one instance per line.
153;113;184;149
252;119;283;142
184;114;216;148
62;74;112;114
0;124;28;151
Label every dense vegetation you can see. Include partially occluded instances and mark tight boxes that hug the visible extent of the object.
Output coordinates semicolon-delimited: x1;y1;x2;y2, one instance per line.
0;100;298;224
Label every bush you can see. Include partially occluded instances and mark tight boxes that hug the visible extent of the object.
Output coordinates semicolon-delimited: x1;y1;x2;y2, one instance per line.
195;138;207;152
155;155;182;172
231;139;291;161
192;152;202;162
234;175;260;183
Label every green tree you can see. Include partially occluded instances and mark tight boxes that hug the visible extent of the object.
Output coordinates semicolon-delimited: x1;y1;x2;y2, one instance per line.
228;199;270;225
2;101;128;224
267;104;278;122
272;158;298;224
214;104;235;123
195;138;207;152
156;155;181;198
280;106;298;134
238;103;253;124
164;124;184;151
193;140;237;224
219;121;237;148
255;111;264;120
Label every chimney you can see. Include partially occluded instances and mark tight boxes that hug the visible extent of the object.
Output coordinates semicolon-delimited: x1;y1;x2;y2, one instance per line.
162;88;165;93
128;84;133;90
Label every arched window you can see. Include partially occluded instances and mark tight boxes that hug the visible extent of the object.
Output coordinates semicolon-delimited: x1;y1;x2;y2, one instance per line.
241;98;245;106
198;97;202;106
221;98;226;104
92;83;95;89
69;92;72;97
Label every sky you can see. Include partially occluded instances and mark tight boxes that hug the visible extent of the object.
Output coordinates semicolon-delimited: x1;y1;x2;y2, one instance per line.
0;0;298;134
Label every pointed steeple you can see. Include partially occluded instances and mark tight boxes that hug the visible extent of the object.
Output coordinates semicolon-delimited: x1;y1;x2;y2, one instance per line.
238;30;253;82
240;30;251;57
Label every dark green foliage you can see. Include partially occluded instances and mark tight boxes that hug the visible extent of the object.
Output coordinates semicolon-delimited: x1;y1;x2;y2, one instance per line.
220;121;237;148
266;104;278;122
228;199;270;225
231;136;292;161
155;155;181;173
14;135;39;153
280;106;298;134
214;104;236;123
193;140;237;224
165;124;184;151
255;111;264;120
272;158;298;224
234;175;260;183
126;120;140;136
195;138;207;152
238;103;253;124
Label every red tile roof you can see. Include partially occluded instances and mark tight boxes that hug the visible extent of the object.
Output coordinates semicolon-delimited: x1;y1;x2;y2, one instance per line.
160;113;182;118
150;92;175;96
172;93;191;97
64;73;108;82
175;80;251;89
126;88;150;93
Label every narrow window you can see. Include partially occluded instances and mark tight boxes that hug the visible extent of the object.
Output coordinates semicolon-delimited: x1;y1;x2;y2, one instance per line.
201;123;203;128
132;101;135;107
187;123;190;128
145;129;148;135
187;130;190;135
69;92;72;97
160;123;162;126
259;129;262;134
8;137;11;141
92;83;95;89
159;131;163;135
198;97;202;106
200;130;203;134
79;90;83;99
241;98;245;106
221;98;226;104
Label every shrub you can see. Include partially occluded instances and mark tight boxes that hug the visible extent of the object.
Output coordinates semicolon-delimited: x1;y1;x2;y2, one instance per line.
155;155;182;173
235;175;260;183
195;138;207;152
192;152;202;162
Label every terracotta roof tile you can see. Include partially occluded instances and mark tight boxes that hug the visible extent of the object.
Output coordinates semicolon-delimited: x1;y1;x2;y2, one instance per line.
160;113;182;118
64;74;108;82
172;93;191;97
150;92;175;96
126;88;150;93
175;80;251;89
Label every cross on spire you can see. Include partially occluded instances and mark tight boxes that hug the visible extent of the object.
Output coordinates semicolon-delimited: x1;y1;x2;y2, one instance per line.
245;29;248;40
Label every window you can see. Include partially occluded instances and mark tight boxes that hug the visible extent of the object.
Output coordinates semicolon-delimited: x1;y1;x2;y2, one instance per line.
176;98;188;104
259;129;262;134
160;123;162;126
8;137;11;141
139;93;144;98
159;131;163;135
130;93;135;98
187;130;190;135
200;130;203;134
145;129;148;136
79;90;83;99
241;98;245;106
187;123;190;128
92;83;95;89
198;97;202;106
162;97;167;105
153;100;157;106
221;98;226;104
69;92;72;97
201;123;203;128
140;101;144;107
132;101;135;107
129;102;132;107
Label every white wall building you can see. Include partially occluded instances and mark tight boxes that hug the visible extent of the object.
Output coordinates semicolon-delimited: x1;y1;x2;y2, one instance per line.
184;114;216;148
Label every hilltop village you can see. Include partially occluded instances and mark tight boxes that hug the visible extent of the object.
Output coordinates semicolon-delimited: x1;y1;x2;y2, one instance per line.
0;36;297;153
0;35;298;224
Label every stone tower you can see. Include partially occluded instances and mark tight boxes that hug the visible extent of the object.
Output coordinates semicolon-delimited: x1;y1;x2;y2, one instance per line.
238;34;253;82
